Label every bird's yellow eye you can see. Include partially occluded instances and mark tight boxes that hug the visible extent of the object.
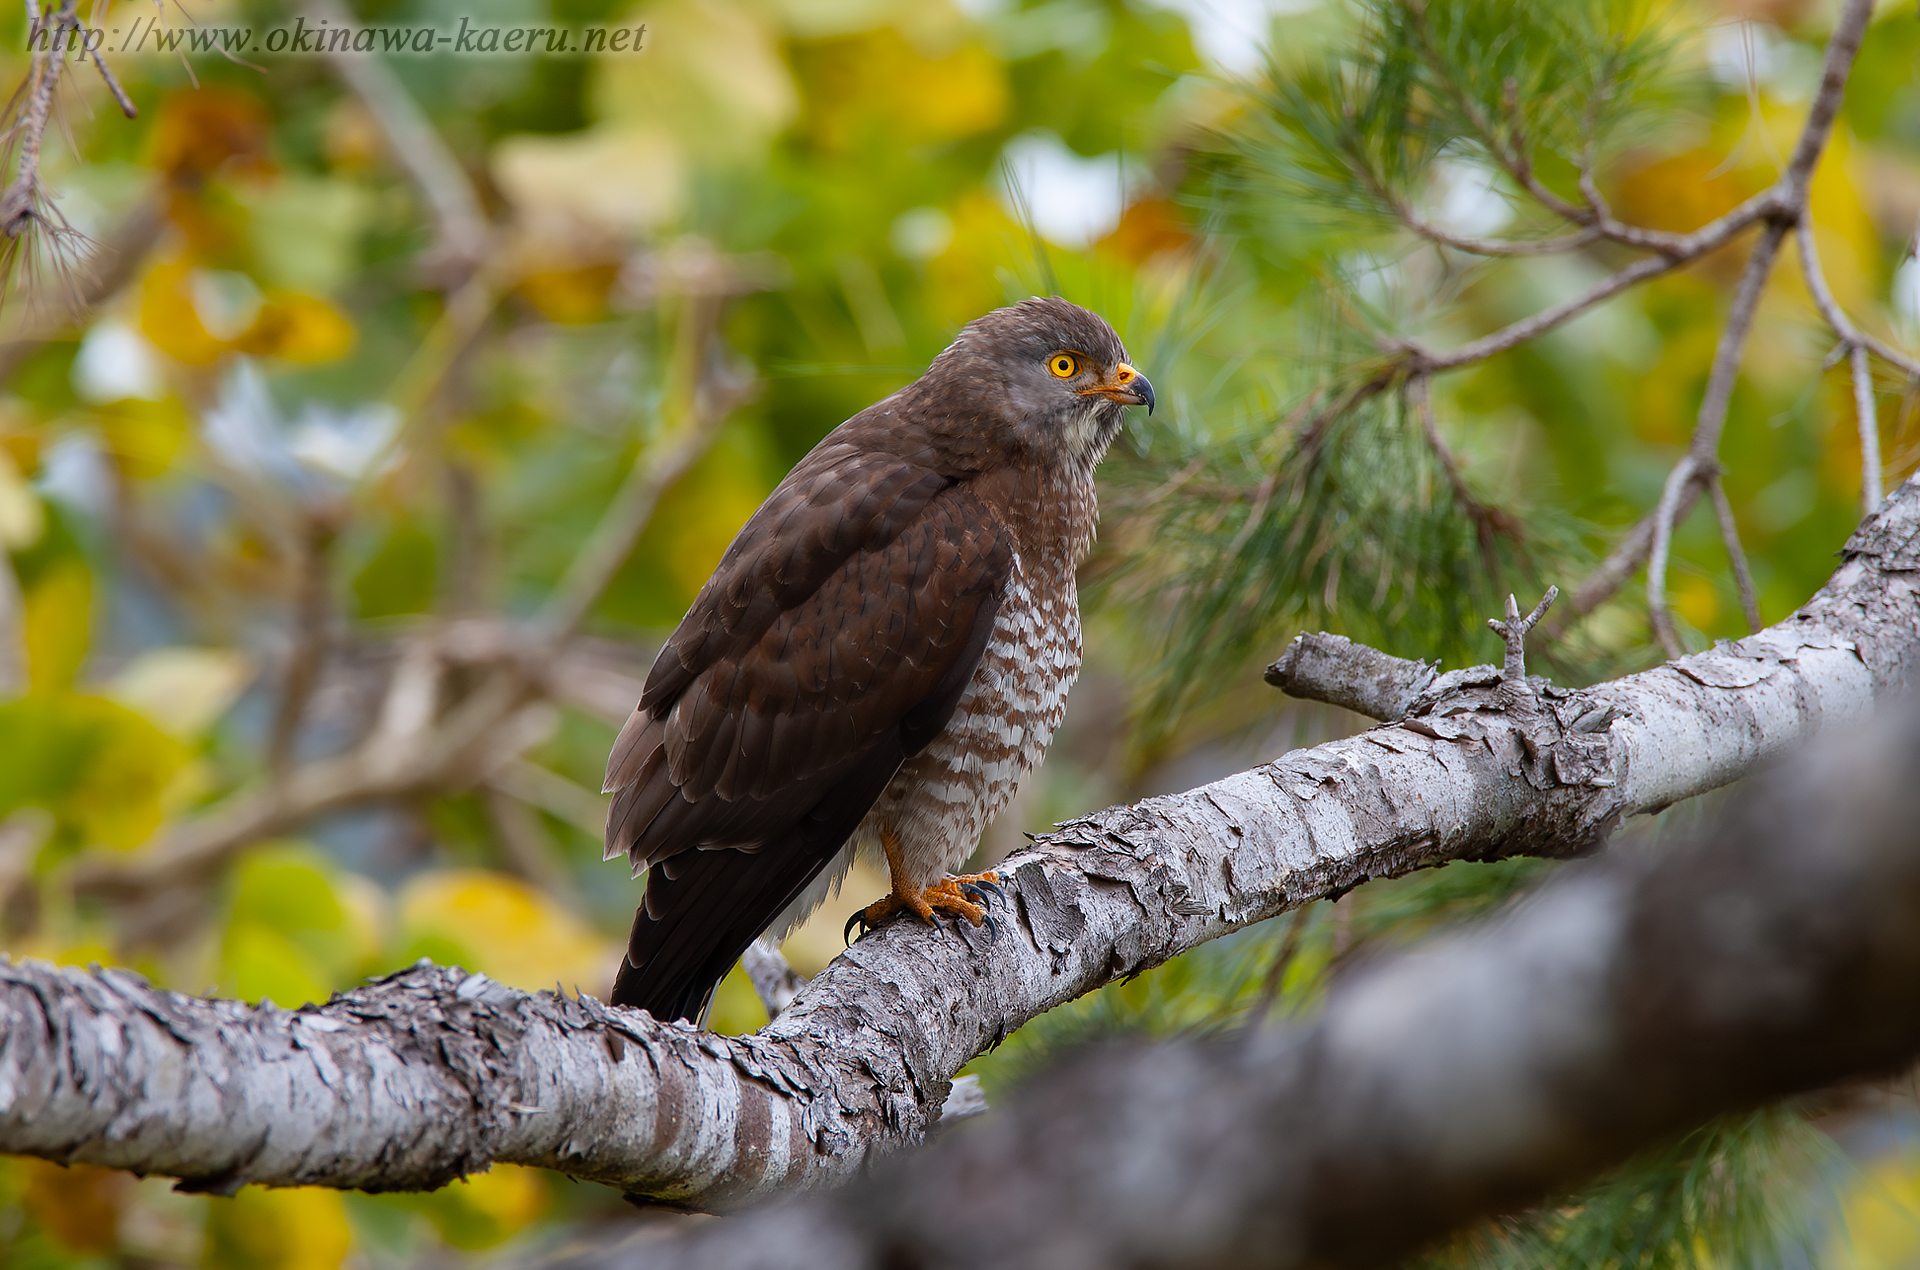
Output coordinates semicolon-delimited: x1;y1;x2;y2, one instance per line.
1048;353;1079;378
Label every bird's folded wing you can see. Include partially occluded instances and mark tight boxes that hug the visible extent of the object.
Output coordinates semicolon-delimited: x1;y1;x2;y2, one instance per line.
602;461;1013;874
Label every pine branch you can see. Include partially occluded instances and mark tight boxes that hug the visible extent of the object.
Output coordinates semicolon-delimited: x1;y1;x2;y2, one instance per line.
576;696;1920;1270
1549;0;1873;635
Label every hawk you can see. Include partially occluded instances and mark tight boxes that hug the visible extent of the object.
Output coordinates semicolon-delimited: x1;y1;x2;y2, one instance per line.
603;297;1153;1021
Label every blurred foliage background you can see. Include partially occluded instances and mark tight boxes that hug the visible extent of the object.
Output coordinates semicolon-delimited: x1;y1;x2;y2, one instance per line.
2;0;1920;1264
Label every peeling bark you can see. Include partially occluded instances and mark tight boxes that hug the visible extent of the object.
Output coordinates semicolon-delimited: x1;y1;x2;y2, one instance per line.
3;476;1918;1210
590;683;1920;1270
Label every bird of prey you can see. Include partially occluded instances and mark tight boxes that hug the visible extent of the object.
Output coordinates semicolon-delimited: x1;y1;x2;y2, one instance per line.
602;297;1153;1022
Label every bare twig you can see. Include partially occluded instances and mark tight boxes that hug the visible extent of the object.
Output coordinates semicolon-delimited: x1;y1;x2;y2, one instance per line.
1708;476;1763;634
1851;343;1882;513
481;784;577;902
1253;909;1308;1024
1348;150;1599;257
0;195;165;384
1408;209;1776;375
0;0;139;242
1646;455;1699;660
1646;219;1788;657
1486;587;1556;685
1798;221;1896;513
535;332;752;645
0;551;24;696
741;939;808;1021
1795;217;1920;382
300;0;487;276
1395;207;1601;258
266;514;337;776
1781;0;1875;199
72;20;136;120
1264;631;1437;722
71;276;758;908
368;270;499;475
491;760;607;838
1407;374;1520;583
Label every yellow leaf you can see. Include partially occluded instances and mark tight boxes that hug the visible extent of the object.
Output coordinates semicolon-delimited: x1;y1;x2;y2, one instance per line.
1673;573;1720;633
0;446;43;549
659;458;770;599
410;1165;553;1250
218;843;393;1003
798;28;1006;152
707;960;770;1035
592;0;796;163
106;646;254;739
1826;1149;1920;1270
92;397;191;480
204;1186;351;1270
21;1159;130;1254
66;696;192;851
222;920;333;1009
23;559;90;692
397;869;610;994
516;263;622;324
231;292;356;364
492;125;684;241
139;257;227;367
0;693;184;850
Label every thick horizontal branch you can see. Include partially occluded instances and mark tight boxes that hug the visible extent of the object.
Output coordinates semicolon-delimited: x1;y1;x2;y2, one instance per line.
7;473;1918;1208
601;685;1920;1270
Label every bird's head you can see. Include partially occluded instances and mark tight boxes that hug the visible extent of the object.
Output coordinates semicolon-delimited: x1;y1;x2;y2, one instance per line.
915;296;1153;471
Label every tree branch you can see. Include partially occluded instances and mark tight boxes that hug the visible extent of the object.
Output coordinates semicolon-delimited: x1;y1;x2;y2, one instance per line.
535;376;746;647
1407;374;1520;585
1646;453;1702;660
15;473;1920;1208
1850;342;1883;513
300;0;488;277
575;694;1920;1270
1709;474;1763;634
1648;219;1788;657
1389;0;1874;635
266;512;338;776
742;939;807;1021
1263;632;1435;722
1485;586;1556;685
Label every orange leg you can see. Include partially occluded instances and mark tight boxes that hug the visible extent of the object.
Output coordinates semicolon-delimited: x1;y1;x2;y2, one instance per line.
845;827;1005;943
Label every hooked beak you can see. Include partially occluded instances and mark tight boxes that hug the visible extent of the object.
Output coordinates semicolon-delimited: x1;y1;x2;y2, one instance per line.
1077;362;1156;414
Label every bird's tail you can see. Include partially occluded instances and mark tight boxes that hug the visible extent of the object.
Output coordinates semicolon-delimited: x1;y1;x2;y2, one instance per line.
607;738;910;1022
609;836;842;1022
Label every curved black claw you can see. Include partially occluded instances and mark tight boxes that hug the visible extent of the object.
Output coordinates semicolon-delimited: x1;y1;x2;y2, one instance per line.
844;911;868;947
981;911;999;941
973;877;1008;902
958;881;993;907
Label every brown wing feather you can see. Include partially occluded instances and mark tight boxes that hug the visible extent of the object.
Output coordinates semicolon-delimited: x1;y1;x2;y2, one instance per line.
603;468;1013;877
631;434;954;717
